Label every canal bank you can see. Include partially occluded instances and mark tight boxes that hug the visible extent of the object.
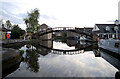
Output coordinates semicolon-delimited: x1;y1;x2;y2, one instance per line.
2;47;23;78
2;39;42;48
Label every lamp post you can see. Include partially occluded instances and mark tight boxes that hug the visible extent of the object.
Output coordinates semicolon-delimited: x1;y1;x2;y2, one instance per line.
114;20;119;39
114;26;119;39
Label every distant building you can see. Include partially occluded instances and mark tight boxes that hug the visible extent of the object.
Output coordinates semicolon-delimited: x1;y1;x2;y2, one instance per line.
92;20;120;41
67;27;93;38
20;33;32;40
83;27;93;34
82;27;93;39
39;24;49;31
67;31;80;38
39;24;52;40
0;27;11;40
55;32;63;37
66;27;82;38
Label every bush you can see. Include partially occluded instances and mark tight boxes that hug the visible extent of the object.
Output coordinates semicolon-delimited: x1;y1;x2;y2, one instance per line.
20;50;24;54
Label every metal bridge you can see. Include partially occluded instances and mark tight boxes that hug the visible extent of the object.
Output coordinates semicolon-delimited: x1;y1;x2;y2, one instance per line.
37;27;92;38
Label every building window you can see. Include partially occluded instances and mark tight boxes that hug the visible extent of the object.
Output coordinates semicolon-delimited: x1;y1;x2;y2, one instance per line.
109;34;112;38
106;34;108;39
112;34;115;38
106;26;110;31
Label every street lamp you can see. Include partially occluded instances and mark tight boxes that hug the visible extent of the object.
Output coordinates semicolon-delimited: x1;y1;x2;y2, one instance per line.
114;20;119;39
115;20;119;25
114;26;119;39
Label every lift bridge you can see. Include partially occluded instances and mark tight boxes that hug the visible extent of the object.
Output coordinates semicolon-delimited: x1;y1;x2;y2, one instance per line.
37;27;93;39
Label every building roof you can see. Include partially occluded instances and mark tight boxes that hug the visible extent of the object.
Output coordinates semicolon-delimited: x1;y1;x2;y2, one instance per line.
38;24;52;32
93;24;120;33
40;24;51;29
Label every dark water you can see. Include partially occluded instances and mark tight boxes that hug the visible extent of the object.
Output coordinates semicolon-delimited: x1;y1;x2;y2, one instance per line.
3;39;120;78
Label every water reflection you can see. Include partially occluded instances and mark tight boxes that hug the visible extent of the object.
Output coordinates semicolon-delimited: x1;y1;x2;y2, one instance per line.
3;39;120;78
24;46;40;73
34;40;93;55
36;46;51;56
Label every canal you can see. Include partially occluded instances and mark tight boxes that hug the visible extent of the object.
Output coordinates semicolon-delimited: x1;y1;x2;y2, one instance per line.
2;39;120;78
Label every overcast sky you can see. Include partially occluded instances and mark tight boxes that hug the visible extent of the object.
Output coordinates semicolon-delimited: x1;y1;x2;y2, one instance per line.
0;0;120;30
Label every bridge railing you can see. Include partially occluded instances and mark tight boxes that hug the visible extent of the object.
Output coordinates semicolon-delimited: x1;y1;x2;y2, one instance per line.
51;50;84;55
38;27;92;38
52;27;75;31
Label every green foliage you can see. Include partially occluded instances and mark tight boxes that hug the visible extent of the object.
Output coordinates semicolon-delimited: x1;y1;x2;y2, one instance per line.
36;24;41;32
11;24;25;39
2;24;4;28
20;50;24;54
24;8;40;33
26;27;33;33
25;49;40;72
6;20;12;29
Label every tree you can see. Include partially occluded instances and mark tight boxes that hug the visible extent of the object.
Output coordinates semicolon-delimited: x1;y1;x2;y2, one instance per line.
36;24;41;32
6;20;12;29
11;24;25;39
0;19;4;28
24;8;40;33
26;27;33;33
2;24;4;28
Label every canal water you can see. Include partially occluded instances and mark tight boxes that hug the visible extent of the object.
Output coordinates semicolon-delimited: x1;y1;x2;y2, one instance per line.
3;39;120;78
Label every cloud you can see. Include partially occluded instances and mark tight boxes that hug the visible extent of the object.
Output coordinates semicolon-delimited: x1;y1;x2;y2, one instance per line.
1;2;24;24
1;0;120;30
1;1;57;30
40;14;56;20
108;20;116;22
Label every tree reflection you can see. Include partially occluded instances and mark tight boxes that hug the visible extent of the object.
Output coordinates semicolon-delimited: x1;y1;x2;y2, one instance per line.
25;48;40;73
